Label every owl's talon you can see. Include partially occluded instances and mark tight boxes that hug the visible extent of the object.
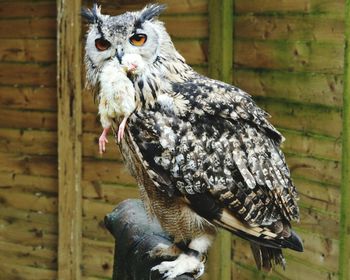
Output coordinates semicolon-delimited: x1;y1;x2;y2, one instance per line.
151;253;205;279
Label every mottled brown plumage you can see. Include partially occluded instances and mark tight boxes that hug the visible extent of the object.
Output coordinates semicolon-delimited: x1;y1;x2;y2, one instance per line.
83;4;303;278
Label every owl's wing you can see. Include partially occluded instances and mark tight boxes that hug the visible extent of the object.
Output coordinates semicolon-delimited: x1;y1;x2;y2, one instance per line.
127;76;301;249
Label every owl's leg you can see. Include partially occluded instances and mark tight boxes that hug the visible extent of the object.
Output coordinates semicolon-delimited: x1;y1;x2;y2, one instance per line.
99;126;110;154
148;243;182;259
117;116;128;143
151;234;213;279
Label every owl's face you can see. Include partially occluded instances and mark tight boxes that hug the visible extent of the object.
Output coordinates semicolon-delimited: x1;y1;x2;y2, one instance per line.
83;4;168;87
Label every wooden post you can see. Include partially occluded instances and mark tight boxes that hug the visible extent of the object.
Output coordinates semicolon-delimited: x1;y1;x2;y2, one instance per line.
208;0;233;279
340;0;350;279
57;0;82;279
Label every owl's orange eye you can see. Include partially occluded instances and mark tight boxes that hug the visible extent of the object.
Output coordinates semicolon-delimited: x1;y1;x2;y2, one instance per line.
95;38;111;51
129;33;147;46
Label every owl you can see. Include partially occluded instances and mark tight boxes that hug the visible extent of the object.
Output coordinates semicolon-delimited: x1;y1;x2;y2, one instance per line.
83;4;303;279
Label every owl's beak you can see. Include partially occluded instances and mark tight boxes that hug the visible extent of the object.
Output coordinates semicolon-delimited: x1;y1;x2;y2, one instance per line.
115;47;124;64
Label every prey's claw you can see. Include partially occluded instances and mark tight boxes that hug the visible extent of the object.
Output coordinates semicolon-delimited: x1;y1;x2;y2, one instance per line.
98;134;108;154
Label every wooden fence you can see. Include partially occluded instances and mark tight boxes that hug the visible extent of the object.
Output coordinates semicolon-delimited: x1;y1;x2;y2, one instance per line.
0;0;348;279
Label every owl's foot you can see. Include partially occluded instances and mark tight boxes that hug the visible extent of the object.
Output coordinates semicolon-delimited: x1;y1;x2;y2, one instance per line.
151;252;205;279
99;127;109;154
117;117;128;143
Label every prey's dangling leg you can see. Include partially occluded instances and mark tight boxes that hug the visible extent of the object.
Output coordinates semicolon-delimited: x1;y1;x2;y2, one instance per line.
117;116;128;143
99;126;110;154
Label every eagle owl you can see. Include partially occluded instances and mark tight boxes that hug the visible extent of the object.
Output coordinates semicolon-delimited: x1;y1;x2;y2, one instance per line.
83;4;303;279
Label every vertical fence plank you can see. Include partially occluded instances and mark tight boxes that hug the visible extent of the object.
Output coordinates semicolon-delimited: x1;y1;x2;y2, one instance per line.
57;0;83;279
209;0;233;83
340;1;350;279
208;0;233;279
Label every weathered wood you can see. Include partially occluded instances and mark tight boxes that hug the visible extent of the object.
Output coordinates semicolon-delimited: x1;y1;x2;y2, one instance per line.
297;206;339;239
257;100;342;137
174;40;208;65
0;18;56;39
0;86;57;110
0;204;58;234
339;1;350;279
83;182;138;202
0;220;57;247
82;218;112;242
273;256;338;280
294;177;340;215
234;0;345;16
234;40;344;74
280;129;341;161
83;112;101;133
192;64;208;75
0;128;57;156
0;262;57;280
0;2;57;18
208;0;233;279
162;15;208;39
286;153;340;185
88;0;208;15
57;0;82;279
235;16;344;43
287;232;339;273
0;239;57;269
82;239;114;278
0;39;56;63
0;186;58;214
83;159;136;185
209;0;233;81
0;62;56;86
82;219;112;242
0;152;57;177
82;185;139;241
0;172;57;194
0;108;57;130
234;70;343;108
232;232;339;279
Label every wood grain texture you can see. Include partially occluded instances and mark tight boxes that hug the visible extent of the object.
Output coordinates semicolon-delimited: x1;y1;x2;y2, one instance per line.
235;15;344;43
0;262;57;280
339;0;350;279
0;18;56;39
232;1;343;278
207;0;233;279
234;40;344;74
0;86;57;110
257;100;342;137
234;70;343;108
0;39;56;63
0;108;57;130
234;0;345;16
0;63;56;86
57;0;82;279
0;2;56;18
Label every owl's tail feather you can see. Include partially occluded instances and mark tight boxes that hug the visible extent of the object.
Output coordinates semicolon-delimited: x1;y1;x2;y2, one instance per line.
250;243;286;271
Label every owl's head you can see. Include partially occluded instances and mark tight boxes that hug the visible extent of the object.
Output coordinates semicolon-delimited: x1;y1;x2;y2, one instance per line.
82;4;179;88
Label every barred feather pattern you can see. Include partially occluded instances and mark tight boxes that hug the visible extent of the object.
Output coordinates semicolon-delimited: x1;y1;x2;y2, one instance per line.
127;75;299;229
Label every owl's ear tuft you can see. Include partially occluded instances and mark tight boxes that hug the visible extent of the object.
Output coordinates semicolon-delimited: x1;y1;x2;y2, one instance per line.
81;4;102;24
135;4;166;28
